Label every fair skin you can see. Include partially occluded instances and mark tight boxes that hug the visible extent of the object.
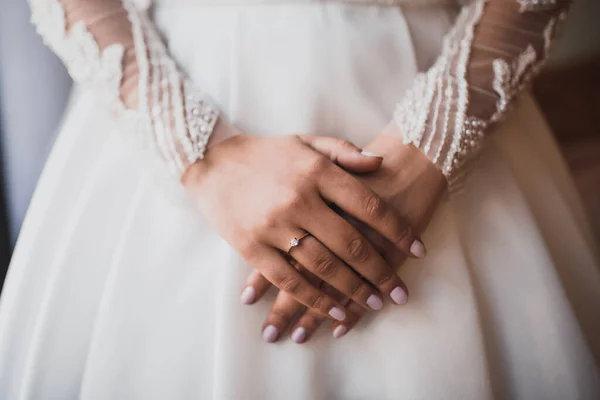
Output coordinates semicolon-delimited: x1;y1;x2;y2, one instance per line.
182;122;427;322
242;124;447;343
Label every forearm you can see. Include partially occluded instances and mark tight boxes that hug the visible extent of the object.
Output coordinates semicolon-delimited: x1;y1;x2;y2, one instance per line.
394;0;571;190
29;0;221;177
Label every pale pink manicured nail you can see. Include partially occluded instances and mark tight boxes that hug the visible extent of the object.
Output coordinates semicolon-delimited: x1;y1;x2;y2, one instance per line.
366;294;383;311
262;325;279;343
390;286;408;305
360;151;381;158
329;307;346;321
410;239;426;258
240;287;256;305
333;325;348;339
291;327;307;344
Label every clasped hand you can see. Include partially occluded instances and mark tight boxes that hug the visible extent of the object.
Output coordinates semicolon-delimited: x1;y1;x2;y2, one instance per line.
183;124;444;341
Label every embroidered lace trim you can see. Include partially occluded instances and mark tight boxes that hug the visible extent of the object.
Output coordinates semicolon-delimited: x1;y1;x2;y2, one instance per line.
29;0;220;177
394;0;570;191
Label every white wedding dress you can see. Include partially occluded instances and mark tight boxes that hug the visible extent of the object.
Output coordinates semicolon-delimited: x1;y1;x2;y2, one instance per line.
1;0;599;399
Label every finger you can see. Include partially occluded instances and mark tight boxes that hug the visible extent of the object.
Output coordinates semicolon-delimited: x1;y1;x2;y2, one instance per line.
253;247;348;322
331;299;368;339
297;135;383;173
318;166;426;258
342;211;397;257
261;263;322;343
289;235;384;311
261;290;306;343
341;211;410;270
289;282;348;343
291;281;367;341
305;206;410;305
241;269;272;305
382;245;408;269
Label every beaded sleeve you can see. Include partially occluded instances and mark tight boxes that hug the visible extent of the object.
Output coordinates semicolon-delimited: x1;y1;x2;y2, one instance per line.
28;0;220;178
394;0;571;190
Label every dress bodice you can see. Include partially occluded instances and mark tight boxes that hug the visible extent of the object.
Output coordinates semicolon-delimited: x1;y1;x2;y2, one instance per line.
31;0;569;187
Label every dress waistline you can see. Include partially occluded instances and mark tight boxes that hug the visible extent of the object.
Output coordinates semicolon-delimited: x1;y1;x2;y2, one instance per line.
152;0;458;7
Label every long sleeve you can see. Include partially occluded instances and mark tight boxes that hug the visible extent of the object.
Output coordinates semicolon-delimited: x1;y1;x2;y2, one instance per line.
394;0;571;191
28;0;220;178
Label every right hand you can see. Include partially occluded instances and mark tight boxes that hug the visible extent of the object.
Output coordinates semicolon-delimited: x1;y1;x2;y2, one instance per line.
182;129;426;321
245;132;446;343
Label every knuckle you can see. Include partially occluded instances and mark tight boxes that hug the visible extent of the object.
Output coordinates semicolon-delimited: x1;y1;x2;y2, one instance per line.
271;191;307;221
376;272;395;287
348;280;364;299
270;309;293;325
300;314;324;331
335;139;355;150
347;237;370;263
255;214;277;232
282;191;307;211
309;294;325;310
237;238;260;259
305;156;329;176
313;254;337;278
363;194;387;220
395;224;412;243
279;275;302;294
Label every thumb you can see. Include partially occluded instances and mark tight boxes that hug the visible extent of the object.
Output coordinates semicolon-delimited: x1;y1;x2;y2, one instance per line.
297;135;383;173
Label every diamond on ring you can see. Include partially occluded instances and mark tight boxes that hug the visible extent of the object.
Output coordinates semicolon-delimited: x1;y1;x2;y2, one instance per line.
287;233;310;254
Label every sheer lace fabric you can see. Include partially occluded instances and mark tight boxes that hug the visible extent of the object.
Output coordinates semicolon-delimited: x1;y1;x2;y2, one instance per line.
30;0;570;189
395;0;570;190
28;0;220;177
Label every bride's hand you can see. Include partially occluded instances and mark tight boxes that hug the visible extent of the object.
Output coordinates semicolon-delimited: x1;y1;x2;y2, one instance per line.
242;125;447;342
183;123;426;322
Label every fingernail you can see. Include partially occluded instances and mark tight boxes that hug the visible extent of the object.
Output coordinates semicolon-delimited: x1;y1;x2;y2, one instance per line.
333;325;348;339
262;325;279;343
366;294;383;311
360;151;381;158
410;239;426;258
240;286;256;305
390;286;408;305
329;307;346;321
291;327;307;344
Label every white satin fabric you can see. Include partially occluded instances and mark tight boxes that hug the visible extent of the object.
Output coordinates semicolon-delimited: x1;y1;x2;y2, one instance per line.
1;2;599;399
167;0;457;5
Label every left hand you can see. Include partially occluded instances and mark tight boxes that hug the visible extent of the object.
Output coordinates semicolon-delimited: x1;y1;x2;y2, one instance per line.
242;124;448;343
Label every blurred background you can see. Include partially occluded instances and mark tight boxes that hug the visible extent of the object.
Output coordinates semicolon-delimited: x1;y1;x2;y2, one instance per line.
0;0;598;289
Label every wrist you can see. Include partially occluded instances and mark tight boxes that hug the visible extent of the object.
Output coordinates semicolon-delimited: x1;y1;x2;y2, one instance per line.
181;119;245;189
207;117;240;149
364;124;447;192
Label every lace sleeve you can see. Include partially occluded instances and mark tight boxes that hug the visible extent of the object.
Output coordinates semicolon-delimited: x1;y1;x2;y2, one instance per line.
394;0;571;191
28;0;221;178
